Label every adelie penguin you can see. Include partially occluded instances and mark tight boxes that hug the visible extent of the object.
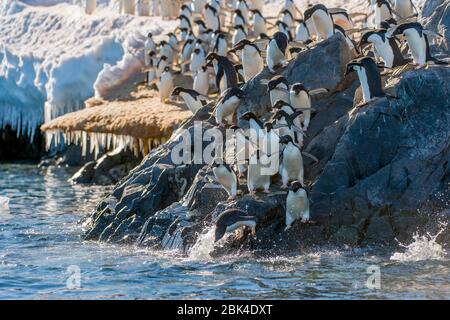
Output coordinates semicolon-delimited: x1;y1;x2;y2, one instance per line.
373;0;394;27
266;32;289;73
144;33;156;67
214;33;228;57
159;67;174;103
393;0;418;20
345;57;387;105
251;9;268;36
388;22;448;68
214;209;257;242
232;25;248;47
190;47;206;76
212;161;238;200
194;65;210;96
248;150;272;195
171;87;208;114
205;53;239;94
290;83;328;132
359;29;408;68
215;87;245;127
304;4;335;40
230;39;264;82
204;3;221;32
295;20;311;43
272;101;304;146
264;75;290;107
279;135;304;189
285;181;310;230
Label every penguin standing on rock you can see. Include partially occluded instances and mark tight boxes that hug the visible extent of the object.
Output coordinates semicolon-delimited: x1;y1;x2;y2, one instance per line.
251;9;268;36
265;76;290;107
359;29;408;68
304;4;335;40
212;162;238;200
206;53;239;94
345;57;386;104
374;0;394;27
214;209;257;242
214;33;228;57
204;3;221;32
265;32;289;73
285;181;310;230
194;65;210;96
144;33;156;67
171;87;208;114
393;0;417;20
190;47;206;76
230;39;264;82
215;87;245;126
248;150;271;195
295;20;311;43
279;135;304;189
388;22;448;68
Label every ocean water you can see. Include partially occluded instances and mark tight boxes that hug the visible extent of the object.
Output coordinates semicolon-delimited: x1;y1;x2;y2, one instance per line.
0;164;448;300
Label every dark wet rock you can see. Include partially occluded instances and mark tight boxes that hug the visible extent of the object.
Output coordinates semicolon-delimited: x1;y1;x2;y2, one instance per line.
69;147;140;185
84;34;450;255
422;0;450;54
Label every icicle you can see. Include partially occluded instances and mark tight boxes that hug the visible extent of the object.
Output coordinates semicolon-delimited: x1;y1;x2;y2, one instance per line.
82;131;87;157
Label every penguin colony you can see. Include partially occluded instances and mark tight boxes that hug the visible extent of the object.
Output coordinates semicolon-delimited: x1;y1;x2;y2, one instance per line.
140;0;447;242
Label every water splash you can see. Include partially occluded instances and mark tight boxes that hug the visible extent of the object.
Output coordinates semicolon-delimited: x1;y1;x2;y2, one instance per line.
0;195;11;222
188;227;216;261
390;222;447;262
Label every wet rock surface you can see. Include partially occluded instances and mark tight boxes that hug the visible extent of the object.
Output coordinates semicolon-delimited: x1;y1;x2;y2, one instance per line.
84;33;450;255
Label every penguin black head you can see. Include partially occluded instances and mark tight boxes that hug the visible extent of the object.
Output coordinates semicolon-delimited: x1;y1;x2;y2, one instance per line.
272;100;291;110
159;40;168;47
160;55;168;61
272;32;289;54
240;112;259;122
279;135;294;145
304;4;329;22
267;76;289;92
225;87;245;99
163;66;171;73
264;121;274;132
259;33;270;40
147;32;153;38
194;48;202;55
234;9;243;17
251;9;263;16
205;52;218;65
168;32;177;39
389;22;423;38
281;9;294;18
148;50;156;57
200;65;208;72
289;181;304;192
232;39;252;52
171;86;184;97
291;83;308;95
194;19;207;29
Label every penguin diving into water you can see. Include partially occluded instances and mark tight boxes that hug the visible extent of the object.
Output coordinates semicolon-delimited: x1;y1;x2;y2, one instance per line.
387;22;448;68
214;209;257;242
285;181;310;230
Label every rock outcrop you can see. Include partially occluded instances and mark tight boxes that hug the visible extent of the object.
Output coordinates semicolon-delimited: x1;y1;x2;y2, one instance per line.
83;32;450;256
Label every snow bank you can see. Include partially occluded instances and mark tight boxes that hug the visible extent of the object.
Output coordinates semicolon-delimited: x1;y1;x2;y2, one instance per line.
0;0;175;140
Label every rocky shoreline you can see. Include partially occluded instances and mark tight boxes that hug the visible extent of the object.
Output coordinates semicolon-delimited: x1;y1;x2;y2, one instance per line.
82;31;450;255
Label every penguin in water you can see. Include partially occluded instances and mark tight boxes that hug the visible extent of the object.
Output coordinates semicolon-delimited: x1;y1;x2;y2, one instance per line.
304;4;335;40
212;161;238;200
205;53;239;94
359;29;408;68
279;135;304;189
388;22;448;68
265;32;289;73
247;150;271;195
171;87;208;114
265;76;290;107
285;181;310;230
159;67;174;103
230;39;264;82
290;83;328;132
214;209;257;242
215;87;245;126
345;57;386;104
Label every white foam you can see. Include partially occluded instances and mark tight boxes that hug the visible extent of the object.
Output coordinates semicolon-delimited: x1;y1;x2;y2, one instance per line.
390;222;447;262
188;227;216;261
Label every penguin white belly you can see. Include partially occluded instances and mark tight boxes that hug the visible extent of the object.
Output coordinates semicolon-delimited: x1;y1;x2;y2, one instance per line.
232;30;246;47
375;6;391;26
267;41;286;72
190;54;205;74
306;18;318;40
219;74;227;94
270;89;289;106
248;163;271;192
242;51;263;81
312;11;334;40
85;0;96;14
194;72;209;96
216;41;228;57
213;166;237;197
356;67;371;102
290;92;311;129
180;93;203;114
216;96;240;124
205;11;219;31
369;35;395;68
280;145;303;185
159;75;173;102
254;18;267;36
333;13;353;30
286;191;309;227
226;220;256;233
295;25;309;42
405;31;427;66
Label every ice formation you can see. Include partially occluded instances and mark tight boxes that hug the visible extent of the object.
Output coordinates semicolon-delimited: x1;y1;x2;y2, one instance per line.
0;0;175;141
